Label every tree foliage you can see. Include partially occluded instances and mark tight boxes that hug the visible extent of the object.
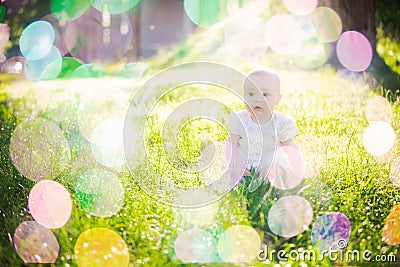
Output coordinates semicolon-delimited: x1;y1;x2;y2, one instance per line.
2;0;51;52
376;0;400;42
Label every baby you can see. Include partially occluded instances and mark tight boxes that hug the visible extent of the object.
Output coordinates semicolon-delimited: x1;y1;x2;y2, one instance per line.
228;68;302;191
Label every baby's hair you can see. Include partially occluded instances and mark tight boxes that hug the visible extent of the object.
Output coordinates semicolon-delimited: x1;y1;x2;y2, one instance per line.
248;67;279;78
244;67;280;93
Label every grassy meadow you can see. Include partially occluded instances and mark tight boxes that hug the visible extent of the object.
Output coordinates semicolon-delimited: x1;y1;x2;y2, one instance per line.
0;18;400;267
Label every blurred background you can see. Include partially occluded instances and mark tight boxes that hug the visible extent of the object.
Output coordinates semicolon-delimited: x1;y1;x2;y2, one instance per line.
0;0;399;90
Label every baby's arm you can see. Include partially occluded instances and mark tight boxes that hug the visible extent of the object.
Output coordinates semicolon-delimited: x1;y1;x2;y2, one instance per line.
278;115;299;149
281;138;298;149
272;117;302;178
229;133;241;146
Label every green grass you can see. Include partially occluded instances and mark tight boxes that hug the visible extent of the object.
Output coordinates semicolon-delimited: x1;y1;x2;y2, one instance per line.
1;65;399;266
377;26;400;77
1;21;400;267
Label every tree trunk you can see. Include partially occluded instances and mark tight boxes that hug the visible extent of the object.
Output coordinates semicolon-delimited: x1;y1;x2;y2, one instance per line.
320;0;399;93
319;0;376;49
126;1;141;60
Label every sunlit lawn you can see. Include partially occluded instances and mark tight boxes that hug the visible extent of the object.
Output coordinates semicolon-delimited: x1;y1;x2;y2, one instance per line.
1;13;400;264
0;55;399;267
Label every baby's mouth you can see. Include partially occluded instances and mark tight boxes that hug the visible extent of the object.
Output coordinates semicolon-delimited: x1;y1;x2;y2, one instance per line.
254;106;263;110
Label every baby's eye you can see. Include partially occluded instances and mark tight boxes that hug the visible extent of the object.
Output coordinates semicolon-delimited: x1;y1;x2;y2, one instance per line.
249;92;254;96
263;93;269;96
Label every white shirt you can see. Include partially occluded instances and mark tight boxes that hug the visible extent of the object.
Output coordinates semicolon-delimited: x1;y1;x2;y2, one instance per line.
228;110;299;169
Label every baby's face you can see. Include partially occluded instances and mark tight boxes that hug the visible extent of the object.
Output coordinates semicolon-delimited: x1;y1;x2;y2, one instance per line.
243;73;281;122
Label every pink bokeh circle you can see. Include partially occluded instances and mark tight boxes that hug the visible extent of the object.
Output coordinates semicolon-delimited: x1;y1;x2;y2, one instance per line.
336;31;373;72
28;180;72;228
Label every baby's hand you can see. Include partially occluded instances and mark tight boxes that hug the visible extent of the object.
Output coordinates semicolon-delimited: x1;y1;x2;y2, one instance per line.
267;146;305;190
275;147;291;171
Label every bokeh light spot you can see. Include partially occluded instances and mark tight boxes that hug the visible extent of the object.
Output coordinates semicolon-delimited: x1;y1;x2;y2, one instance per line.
224;12;267;58
265;14;303;55
293;38;330;69
174;228;202;263
282;0;317;15
311;212;351;251
337;31;373;72
75;168;125;217
227;0;268;16
268;196;313;237
365;96;393;123
375;139;398;163
71;63;108;78
382;205;400;245
51;0;91;21
77;98;128;144
184;0;230;28
217;224;260;263
268;146;305;190
74;228;129;267
90;0;141;15
57;57;84;79
24;45;62;81
192;229;221;262
20;20;55;60
28;180;72;228
362;121;395;157
10;118;71;182
41;14;72;57
13;221;59;263
113;62;148;79
0;56;25;73
311;7;342;43
64;9;132;63
90;117;134;168
390;157;400;187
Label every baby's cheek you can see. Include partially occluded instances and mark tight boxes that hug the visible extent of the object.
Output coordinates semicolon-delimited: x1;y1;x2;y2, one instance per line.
245;104;252;113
